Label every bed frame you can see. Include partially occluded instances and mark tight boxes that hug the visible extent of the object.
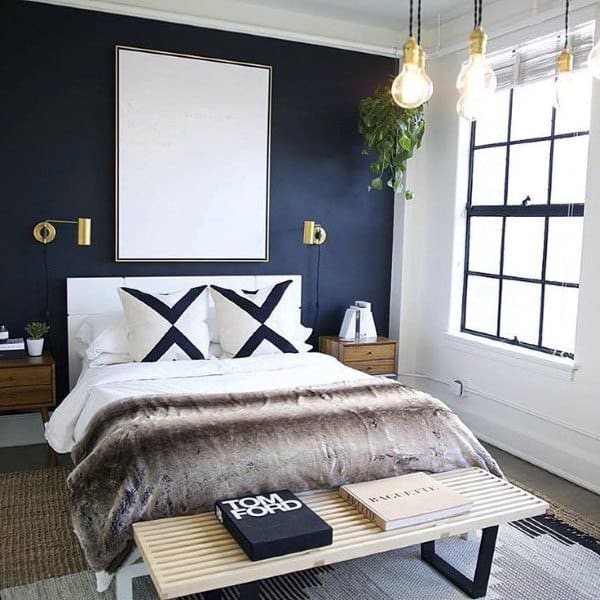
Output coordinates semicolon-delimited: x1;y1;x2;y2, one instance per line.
66;275;302;389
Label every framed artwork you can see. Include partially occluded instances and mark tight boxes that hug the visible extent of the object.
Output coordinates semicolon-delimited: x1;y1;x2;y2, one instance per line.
116;46;271;262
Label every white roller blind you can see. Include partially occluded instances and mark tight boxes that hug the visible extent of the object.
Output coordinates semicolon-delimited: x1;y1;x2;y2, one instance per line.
489;21;596;89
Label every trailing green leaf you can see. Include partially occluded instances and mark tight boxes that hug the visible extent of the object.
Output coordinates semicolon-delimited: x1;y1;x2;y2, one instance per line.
358;85;425;200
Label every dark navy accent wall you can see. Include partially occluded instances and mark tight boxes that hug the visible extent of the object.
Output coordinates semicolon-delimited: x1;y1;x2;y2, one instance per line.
1;0;396;398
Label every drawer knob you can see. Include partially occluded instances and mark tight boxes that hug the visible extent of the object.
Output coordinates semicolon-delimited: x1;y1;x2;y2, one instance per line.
367;351;373;356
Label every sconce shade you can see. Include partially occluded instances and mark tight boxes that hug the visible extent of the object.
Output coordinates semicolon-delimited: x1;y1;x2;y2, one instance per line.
78;218;92;246
303;220;327;245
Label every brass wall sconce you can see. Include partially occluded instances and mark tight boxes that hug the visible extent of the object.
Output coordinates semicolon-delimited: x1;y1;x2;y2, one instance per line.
302;220;327;245
33;218;92;246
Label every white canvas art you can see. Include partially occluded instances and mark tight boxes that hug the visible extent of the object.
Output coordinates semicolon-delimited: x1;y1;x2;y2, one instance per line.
116;46;271;261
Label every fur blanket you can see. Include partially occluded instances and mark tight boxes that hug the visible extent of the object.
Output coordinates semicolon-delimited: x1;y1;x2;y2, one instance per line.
67;379;501;574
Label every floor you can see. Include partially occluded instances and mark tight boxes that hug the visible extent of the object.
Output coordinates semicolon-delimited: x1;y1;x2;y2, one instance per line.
0;442;598;524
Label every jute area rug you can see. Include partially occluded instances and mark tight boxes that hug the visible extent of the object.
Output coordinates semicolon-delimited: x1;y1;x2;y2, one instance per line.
1;466;598;599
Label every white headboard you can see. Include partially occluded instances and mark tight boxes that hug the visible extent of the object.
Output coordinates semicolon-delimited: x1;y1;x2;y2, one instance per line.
67;275;302;389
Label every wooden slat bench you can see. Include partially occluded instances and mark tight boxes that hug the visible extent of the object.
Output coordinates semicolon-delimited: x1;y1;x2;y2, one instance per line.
121;468;547;600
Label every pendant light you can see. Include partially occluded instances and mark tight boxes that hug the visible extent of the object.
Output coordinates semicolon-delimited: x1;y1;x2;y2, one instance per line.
554;0;576;110
456;0;497;121
392;0;430;109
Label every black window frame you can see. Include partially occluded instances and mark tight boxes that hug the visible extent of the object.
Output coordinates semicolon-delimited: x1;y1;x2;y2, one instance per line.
461;85;588;360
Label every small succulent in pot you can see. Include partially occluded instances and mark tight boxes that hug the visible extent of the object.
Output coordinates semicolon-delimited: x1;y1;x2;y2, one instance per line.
25;321;50;356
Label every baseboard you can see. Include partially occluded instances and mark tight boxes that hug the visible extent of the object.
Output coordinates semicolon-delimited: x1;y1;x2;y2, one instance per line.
399;377;600;495
473;431;600;496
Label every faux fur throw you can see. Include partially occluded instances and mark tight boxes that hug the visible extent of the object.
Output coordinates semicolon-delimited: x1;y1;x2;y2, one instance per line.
67;379;501;574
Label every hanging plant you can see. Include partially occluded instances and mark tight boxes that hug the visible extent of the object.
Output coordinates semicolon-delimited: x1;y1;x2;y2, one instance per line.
358;84;425;199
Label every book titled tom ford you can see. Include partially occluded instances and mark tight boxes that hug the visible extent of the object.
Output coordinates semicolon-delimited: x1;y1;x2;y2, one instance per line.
215;490;333;561
339;472;472;531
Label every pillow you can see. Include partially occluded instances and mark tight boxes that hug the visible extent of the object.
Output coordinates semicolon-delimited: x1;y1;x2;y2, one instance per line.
75;313;126;357
210;280;310;358
87;352;132;368
85;321;130;361
118;286;210;362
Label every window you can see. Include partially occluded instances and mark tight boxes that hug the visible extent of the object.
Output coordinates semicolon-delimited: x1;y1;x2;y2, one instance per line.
461;72;592;359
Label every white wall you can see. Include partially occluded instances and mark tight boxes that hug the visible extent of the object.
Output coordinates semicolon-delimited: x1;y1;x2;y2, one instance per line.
391;12;600;493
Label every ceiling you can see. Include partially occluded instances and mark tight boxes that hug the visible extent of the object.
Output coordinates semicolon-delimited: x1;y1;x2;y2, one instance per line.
238;0;497;29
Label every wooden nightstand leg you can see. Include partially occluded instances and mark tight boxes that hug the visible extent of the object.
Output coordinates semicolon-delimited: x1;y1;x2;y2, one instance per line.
40;407;57;467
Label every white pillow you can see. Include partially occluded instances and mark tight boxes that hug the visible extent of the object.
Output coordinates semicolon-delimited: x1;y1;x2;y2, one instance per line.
85;321;130;361
210;280;310;358
87;352;132;368
118;286;210;362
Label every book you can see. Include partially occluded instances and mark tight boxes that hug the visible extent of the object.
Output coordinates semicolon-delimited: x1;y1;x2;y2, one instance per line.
0;338;25;351
215;490;333;561
339;472;472;531
0;350;27;360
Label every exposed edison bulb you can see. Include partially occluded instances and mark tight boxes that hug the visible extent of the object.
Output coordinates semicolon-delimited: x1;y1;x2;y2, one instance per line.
554;47;576;110
418;46;434;103
456;27;497;121
588;40;600;80
456;92;492;121
392;37;429;109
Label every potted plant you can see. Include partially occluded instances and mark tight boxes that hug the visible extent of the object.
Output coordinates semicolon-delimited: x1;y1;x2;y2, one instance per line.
25;321;50;356
358;85;425;199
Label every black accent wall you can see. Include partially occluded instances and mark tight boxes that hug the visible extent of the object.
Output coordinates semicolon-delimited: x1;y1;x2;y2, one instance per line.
1;0;395;398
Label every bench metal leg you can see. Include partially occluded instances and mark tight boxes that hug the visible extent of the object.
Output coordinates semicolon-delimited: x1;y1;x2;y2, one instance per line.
202;580;260;600
421;526;499;599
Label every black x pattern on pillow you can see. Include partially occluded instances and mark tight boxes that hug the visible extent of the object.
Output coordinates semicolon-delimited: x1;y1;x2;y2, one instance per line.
211;281;299;358
120;286;208;361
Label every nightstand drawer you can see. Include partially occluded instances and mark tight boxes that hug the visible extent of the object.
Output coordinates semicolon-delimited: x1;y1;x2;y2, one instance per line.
0;386;53;408
344;344;395;362
0;367;52;389
346;359;396;375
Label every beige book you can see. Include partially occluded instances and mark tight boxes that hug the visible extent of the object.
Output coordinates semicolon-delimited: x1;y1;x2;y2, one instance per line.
340;472;472;531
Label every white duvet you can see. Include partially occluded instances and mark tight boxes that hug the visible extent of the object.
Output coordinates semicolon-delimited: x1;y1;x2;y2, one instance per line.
46;352;373;453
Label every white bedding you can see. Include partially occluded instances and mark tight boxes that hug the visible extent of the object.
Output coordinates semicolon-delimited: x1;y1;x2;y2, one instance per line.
46;352;373;453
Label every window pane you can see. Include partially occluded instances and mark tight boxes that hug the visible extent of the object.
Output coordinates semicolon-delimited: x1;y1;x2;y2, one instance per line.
465;276;499;336
510;79;554;141
554;70;592;135
546;217;583;283
468;217;503;274
551;135;589;204
471;147;506;205
475;89;510;145
542;285;578;354
507;141;550;205
500;280;541;345
503;217;545;279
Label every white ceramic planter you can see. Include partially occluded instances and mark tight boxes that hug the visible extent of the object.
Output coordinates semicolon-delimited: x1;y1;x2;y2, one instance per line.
26;338;44;356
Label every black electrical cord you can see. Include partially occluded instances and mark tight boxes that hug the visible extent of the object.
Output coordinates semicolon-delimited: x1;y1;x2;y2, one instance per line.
417;0;422;44
313;243;321;331
564;0;570;48
43;243;50;324
409;0;414;38
478;0;483;27
474;0;478;30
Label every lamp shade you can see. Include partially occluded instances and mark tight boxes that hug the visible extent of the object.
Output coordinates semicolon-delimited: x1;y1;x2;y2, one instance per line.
77;218;92;246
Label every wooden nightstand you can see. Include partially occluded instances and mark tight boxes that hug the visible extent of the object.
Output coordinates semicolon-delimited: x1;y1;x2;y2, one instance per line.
319;336;398;376
0;352;56;464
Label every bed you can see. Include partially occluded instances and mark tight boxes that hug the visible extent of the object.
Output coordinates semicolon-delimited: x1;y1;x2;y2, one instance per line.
47;275;501;592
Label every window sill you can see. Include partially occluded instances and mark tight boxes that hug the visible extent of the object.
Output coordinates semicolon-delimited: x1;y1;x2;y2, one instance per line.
443;331;578;382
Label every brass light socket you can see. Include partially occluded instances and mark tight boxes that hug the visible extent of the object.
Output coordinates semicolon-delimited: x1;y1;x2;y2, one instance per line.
469;26;488;56
418;46;427;69
557;47;573;73
402;36;420;65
